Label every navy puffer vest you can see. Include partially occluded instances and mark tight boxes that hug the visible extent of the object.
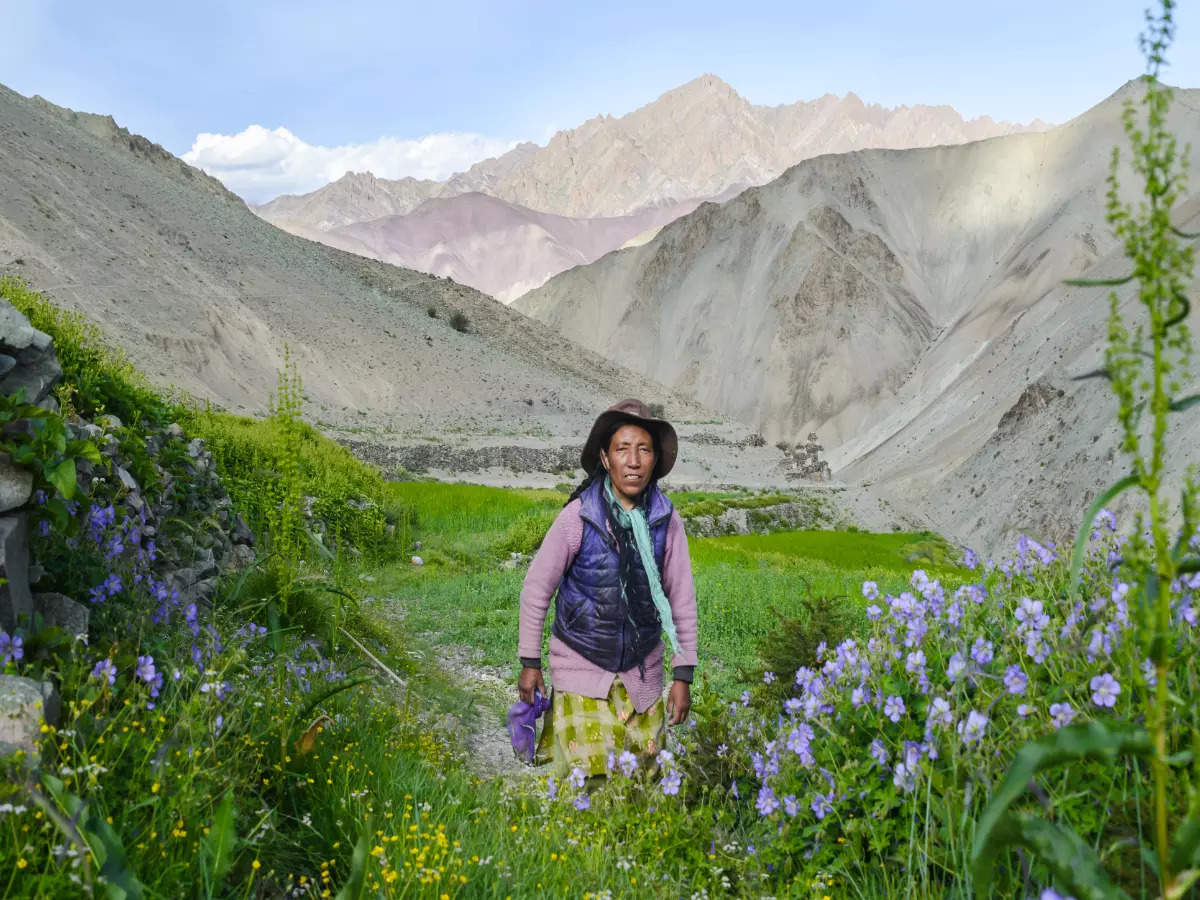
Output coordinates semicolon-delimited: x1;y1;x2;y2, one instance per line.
552;478;673;673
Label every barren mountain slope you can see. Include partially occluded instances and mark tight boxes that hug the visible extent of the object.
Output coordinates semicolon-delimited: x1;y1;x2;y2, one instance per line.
517;81;1200;553
0;84;704;439
317;192;714;303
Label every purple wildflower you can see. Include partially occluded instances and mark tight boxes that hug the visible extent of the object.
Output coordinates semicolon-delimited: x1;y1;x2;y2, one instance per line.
135;655;156;684
1017;703;1034;717
947;652;967;683
970;637;994;666
756;785;779;816
661;769;682;796
1050;702;1075;729
573;793;590;810
568;766;586;790
927;696;953;727
782;794;799;817
1090;672;1120;708
1004;666;1028;695
869;739;888;766
1141;658;1157;687
0;632;22;665
883;696;905;723
618;751;637;777
957;710;988;745
91;659;117;686
810;791;834;820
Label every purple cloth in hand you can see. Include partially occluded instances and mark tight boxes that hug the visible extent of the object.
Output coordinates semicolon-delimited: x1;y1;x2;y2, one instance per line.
507;691;550;764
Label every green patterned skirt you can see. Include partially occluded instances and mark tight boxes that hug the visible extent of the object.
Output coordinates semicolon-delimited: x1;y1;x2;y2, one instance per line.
534;680;666;776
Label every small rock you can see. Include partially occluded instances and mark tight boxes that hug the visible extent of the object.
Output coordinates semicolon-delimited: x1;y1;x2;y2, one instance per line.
115;466;140;492
0;453;33;514
0;675;59;762
166;423;185;440
178;576;218;608
0;354;16;377
230;515;254;545
95;413;123;431
413;540;423;550
411;555;424;566
34;592;88;638
192;547;218;580
187;438;205;458
222;543;255;572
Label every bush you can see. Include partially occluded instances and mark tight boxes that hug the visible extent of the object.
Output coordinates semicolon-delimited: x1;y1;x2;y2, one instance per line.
182;408;392;562
449;310;470;333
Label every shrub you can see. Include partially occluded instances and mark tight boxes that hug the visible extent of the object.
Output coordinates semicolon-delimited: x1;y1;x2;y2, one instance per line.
426;305;438;318
449;310;470;333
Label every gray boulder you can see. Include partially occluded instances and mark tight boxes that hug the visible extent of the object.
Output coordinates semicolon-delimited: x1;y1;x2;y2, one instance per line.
231;515;254;545
0;301;61;405
34;592;89;638
0;453;33;513
0;675;59;762
0;514;31;632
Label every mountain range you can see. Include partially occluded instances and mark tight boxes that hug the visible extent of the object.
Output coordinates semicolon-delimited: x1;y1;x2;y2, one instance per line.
3;76;1196;556
254;75;1047;302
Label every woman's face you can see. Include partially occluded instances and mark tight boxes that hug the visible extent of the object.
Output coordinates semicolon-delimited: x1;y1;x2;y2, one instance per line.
601;423;656;506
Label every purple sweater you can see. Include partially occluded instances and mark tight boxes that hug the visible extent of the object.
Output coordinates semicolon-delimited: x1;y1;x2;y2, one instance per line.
518;498;699;713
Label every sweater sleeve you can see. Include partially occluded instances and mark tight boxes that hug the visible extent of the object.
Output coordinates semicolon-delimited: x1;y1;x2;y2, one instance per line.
517;499;583;661
662;509;699;670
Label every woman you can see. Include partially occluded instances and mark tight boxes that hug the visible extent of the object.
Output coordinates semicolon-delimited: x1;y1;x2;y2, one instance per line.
517;399;698;776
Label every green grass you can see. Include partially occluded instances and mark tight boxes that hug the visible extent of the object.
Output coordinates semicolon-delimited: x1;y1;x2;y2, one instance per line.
373;482;969;695
696;528;964;573
384;482;563;563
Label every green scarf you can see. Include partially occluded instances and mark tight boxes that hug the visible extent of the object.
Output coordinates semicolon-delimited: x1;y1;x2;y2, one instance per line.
603;475;681;653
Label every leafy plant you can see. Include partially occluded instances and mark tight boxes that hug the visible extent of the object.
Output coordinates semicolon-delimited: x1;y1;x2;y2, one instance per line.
973;3;1200;896
0;389;100;534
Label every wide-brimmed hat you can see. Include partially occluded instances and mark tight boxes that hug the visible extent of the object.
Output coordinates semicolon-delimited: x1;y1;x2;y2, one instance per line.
580;399;678;479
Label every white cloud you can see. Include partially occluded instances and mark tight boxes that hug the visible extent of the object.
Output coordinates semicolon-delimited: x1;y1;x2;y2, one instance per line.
182;125;519;204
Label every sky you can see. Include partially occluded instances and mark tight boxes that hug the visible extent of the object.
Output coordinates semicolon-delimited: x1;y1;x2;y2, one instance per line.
4;0;1198;204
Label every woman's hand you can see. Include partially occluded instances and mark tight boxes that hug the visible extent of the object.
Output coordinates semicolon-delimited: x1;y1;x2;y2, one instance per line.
667;680;691;725
518;666;546;705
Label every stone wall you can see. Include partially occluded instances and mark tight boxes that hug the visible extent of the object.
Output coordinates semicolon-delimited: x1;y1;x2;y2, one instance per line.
0;298;254;759
0;300;60;758
0;302;58;633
